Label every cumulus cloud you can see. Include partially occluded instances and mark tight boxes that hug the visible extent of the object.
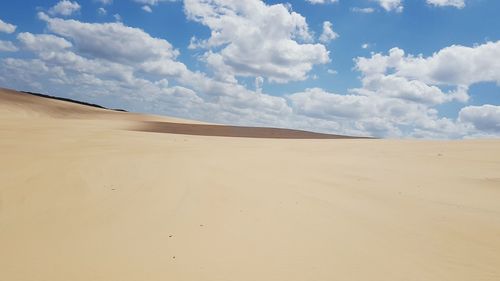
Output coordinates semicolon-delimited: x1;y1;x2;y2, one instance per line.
353;41;500;107
0;18;17;34
0;40;18;52
353;49;468;104
319;21;339;43
255;76;264;93
284;41;500;138
37;12;185;74
353;73;468;105
327;69;337;75
305;0;338;4
133;0;177;12
97;7;107;15
17;32;73;53
351;7;375;13
389;42;500;86
49;0;81;17
287;87;468;138
289;88;376;120
426;0;465;8
184;0;329;83
134;0;176;5
374;0;403;12
459;105;500;133
95;0;112;4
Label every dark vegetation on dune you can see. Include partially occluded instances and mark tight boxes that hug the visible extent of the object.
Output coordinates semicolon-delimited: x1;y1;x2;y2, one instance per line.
20;91;127;112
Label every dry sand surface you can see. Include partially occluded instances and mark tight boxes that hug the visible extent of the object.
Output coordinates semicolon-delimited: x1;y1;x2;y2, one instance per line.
1;88;500;281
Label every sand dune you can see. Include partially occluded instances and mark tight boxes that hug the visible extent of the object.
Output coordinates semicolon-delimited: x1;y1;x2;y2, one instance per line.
1;88;500;281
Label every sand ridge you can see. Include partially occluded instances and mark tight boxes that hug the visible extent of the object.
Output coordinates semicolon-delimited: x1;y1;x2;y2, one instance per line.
1;88;500;281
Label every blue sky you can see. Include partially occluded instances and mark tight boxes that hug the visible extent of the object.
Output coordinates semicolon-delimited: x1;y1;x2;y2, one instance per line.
0;0;499;138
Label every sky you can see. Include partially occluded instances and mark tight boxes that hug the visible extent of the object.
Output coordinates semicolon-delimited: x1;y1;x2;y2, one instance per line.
0;0;499;138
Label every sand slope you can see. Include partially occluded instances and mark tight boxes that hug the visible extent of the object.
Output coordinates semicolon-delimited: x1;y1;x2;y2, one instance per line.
1;88;500;281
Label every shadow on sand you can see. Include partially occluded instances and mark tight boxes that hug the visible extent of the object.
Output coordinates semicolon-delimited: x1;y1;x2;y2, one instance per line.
133;121;372;139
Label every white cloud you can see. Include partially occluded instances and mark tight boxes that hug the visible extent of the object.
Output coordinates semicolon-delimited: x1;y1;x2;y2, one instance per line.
391;42;500;86
329;41;500;137
133;0;176;5
362;43;370;49
459;105;500;133
133;0;176;12
97;7;107;15
95;0;112;4
289;88;376;120
352;72;468;105
353;48;469;105
351;7;375;13
327;69;337;75
255;76;264;93
38;12;180;67
353;41;500;107
278;41;500;137
184;0;329;83
17;32;73;53
0;40;18;52
113;14;122;22
374;0;403;12
287;87;468;138
319;21;339;43
426;0;465;8
305;0;339;4
49;0;81;17
0;18;17;34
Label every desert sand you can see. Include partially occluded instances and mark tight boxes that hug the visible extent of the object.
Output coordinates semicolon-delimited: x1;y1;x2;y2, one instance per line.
1;88;499;281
